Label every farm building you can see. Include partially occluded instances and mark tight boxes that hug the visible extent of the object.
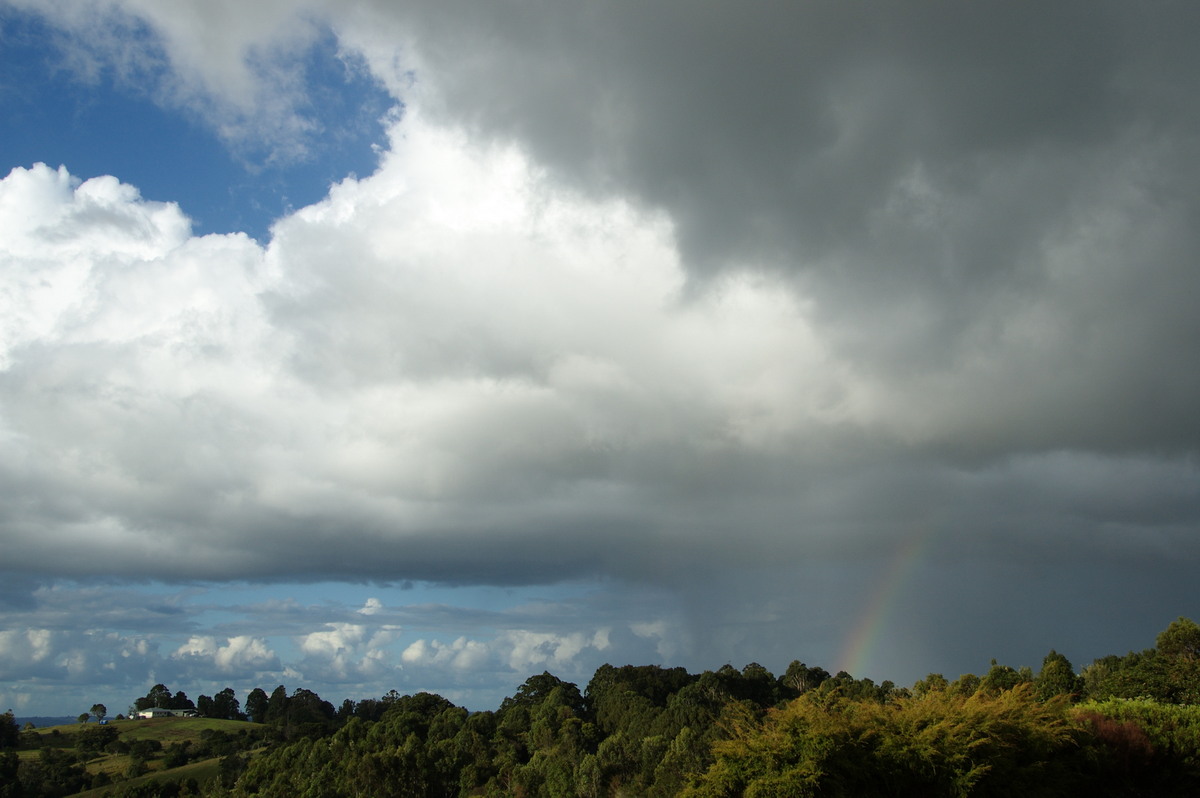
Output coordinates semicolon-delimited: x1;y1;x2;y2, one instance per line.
136;708;197;719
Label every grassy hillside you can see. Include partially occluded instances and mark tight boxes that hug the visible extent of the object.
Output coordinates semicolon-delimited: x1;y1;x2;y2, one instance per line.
73;756;223;797
102;716;250;742
16;716;265;796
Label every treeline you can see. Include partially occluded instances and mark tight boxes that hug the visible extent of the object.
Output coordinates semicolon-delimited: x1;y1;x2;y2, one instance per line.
2;617;1199;796
211;615;1200;798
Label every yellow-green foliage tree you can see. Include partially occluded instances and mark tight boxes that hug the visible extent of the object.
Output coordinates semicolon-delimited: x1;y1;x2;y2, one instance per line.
684;684;1080;798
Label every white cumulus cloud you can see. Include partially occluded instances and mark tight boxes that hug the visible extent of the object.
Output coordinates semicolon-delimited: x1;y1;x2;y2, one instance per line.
401;636;490;672
499;629;611;673
174;635;277;673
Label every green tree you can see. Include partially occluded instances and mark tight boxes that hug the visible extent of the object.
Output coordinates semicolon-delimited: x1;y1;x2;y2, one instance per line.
245;687;269;723
780;661;830;698
501;671;586;716
448;710;498;792
814;672;893;703
335;697;356;724
126;757;148;779
1157;616;1200;660
733;662;779;706
89;704;107;723
211;687;241;720
170;690;194;711
1081;653;1125;700
134;683;173;711
979;659;1030;694
911;673;949;697
1035;650;1081;701
274;688;334;739
219;753;246;788
264;685;288;725
586;664;687;739
75;725;118;755
163;741;191;768
1156;616;1200;703
129;738;163;760
0;749;19;798
76;714;88;726
950;672;981;696
25;747;88;796
353;697;387;722
586;664;695;716
0;712;17;749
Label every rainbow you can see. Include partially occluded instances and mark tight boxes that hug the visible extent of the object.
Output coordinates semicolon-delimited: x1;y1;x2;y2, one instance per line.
835;524;938;678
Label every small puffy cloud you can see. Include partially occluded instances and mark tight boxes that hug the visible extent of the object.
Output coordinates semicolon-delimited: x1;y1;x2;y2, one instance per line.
357;598;384;615
299;622;402;681
173;635;277;673
401;637;490;673
0;629;55;673
174;636;217;658
298;624;363;680
300;623;365;657
499;629;611;673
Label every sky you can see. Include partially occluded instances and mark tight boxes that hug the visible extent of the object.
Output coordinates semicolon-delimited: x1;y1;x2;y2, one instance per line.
1;0;1199;717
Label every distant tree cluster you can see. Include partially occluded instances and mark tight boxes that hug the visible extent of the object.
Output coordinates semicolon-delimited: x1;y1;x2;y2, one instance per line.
133;684;197;714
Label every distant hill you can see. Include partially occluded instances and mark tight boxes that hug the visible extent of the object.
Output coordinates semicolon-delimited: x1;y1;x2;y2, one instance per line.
14;716;78;728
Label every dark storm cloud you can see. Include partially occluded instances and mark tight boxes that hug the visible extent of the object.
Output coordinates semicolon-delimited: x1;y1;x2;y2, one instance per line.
353;0;1200;455
388;1;1197;274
